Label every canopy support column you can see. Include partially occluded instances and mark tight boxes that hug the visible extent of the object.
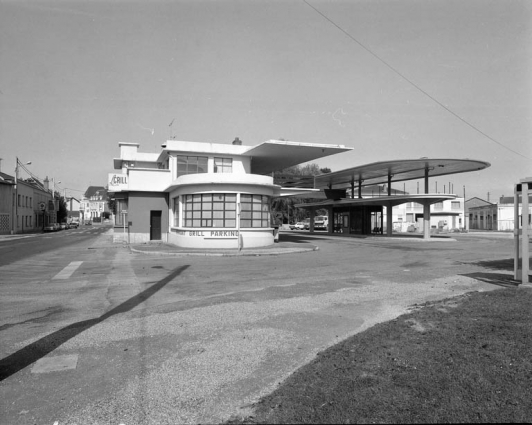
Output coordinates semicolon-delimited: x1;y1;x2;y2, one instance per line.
423;201;431;240
327;204;334;234
386;202;393;236
309;206;316;233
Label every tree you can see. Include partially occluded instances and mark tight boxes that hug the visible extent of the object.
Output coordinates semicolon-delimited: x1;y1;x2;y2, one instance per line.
56;194;68;223
271;163;330;224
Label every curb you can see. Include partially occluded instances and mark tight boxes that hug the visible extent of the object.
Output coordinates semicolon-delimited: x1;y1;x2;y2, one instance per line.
128;244;319;257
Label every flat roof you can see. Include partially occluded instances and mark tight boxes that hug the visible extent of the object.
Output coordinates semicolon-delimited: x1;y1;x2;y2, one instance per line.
314;158;490;189
245;140;352;175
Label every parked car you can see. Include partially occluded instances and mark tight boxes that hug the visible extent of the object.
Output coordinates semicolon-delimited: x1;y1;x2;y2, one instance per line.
314;215;329;231
289;222;306;230
69;221;79;229
59;223;67;230
44;223;59;232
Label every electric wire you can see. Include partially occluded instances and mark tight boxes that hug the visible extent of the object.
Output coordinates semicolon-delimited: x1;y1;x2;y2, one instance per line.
303;0;530;161
16;161;84;196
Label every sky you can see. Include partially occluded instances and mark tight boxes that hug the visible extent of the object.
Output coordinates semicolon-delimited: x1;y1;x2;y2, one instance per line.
0;0;530;201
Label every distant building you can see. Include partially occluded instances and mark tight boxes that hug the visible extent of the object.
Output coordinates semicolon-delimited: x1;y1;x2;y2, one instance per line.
469;195;532;231
389;197;465;232
464;197;492;230
81;187;110;222
0;172;15;234
66;197;81;223
0;171;53;234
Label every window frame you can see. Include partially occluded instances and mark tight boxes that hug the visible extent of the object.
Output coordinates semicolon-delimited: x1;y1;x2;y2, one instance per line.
240;194;271;228
173;196;180;227
214;157;233;173
183;193;237;228
176;155;208;178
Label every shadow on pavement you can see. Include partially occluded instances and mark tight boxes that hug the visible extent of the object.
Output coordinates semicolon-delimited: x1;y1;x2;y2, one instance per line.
463;258;515;271
461;271;520;288
0;265;189;381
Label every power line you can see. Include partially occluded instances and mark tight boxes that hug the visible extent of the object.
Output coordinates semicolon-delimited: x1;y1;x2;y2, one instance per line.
302;0;531;161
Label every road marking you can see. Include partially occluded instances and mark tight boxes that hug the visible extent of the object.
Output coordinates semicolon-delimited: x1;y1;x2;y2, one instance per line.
52;261;83;280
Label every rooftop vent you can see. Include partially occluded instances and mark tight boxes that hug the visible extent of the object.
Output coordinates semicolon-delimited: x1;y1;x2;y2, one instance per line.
232;137;242;145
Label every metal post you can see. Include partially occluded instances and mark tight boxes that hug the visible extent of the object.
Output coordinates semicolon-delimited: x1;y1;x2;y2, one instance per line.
514;184;520;280
522;181;530;285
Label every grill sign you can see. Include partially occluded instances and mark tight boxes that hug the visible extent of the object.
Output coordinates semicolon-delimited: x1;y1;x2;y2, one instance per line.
108;174;128;191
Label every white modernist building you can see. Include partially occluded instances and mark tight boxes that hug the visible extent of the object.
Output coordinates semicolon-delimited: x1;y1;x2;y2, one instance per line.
108;138;351;248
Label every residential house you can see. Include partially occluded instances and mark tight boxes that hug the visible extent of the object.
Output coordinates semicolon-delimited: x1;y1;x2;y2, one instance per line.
81;187;110;223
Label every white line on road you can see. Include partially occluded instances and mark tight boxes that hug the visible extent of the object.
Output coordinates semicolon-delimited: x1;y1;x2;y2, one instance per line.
52;261;83;280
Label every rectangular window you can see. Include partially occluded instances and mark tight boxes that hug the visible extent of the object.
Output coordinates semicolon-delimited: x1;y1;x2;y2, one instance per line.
176;156;208;177
214;157;233;173
451;201;461;210
183;193;236;228
173;197;179;227
240;194;271;228
18;195;21;206
434;202;443;210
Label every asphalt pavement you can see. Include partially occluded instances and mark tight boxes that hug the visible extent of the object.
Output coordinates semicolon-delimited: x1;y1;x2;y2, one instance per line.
0;228;525;425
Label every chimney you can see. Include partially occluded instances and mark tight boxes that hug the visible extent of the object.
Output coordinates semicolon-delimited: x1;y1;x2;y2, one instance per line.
232;137;242;145
44;176;50;192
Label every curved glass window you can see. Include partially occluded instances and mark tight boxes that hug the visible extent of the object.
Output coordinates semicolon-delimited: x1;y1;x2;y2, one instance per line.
184;194;236;228
240;195;271;228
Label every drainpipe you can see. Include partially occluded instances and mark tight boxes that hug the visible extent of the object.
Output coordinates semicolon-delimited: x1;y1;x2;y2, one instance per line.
237;196;242;250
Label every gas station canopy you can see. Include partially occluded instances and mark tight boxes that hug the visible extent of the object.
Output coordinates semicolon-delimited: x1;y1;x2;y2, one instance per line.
314;158;491;190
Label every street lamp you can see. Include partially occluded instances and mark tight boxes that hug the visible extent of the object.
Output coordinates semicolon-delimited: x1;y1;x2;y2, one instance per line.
13;157;32;234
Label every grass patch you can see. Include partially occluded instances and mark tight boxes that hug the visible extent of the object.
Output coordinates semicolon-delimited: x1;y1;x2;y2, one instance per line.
227;288;532;424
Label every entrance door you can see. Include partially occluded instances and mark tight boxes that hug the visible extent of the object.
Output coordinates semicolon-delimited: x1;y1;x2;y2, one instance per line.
341;213;350;233
150;210;162;240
